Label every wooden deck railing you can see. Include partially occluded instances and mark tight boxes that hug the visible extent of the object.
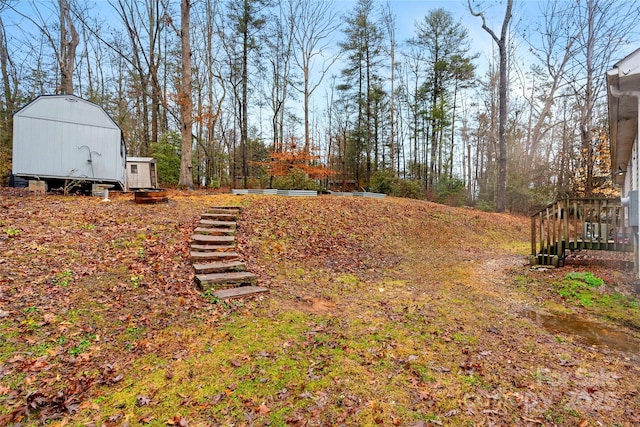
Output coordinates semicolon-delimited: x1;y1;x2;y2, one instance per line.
531;198;633;266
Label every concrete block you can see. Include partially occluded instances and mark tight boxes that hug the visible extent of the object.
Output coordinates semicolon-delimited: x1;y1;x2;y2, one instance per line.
28;180;47;194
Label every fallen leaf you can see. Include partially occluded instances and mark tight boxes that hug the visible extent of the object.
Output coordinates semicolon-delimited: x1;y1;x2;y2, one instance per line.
257;403;270;415
139;413;155;424
136;395;152;407
167;415;189;426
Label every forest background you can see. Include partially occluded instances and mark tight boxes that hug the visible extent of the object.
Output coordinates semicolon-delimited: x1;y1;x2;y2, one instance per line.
1;0;639;214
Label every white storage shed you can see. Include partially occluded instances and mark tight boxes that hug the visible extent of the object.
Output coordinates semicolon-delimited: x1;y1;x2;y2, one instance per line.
126;157;158;190
12;94;127;190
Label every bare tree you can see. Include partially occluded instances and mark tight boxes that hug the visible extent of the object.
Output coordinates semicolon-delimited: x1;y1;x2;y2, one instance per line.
191;0;227;186
0;13;18;183
469;0;513;212
399;45;426;182
265;1;295;152
568;0;639;196
224;0;271;188
178;0;194;189
58;0;79;94
382;2;396;172
7;0;80;94
289;0;342;157
523;1;582;174
110;0;169;155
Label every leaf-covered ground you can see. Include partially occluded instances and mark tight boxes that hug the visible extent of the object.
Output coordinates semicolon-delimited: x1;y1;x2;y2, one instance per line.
0;189;638;426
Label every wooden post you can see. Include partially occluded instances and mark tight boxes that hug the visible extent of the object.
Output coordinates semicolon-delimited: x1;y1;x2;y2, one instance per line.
573;200;580;249
563;199;569;254
545;207;551;264
531;215;537;257
539;210;544;257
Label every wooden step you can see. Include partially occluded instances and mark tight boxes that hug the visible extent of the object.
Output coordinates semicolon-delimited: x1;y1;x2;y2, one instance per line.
190;251;240;261
212;286;269;300
193;260;246;274
190;206;264;299
201;213;237;221
191;244;236;252
209;206;242;212
192;234;236;244
194;227;236;235
135;196;168;204
196;271;258;290
208;208;240;215
134;190;169;204
199;219;236;229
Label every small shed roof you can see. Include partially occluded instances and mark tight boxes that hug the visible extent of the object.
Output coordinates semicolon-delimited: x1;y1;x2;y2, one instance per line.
127;157;155;163
607;48;640;184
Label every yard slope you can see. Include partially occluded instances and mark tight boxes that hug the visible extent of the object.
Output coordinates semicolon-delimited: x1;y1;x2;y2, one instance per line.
0;190;638;426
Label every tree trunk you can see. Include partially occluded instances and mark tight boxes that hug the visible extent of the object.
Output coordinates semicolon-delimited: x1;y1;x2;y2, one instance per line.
469;0;512;212
386;9;395;173
241;0;249;188
59;0;78;95
428;70;438;191
0;15;16;182
303;62;310;156
496;33;508;212
580;0;595;196
0;16;14;127
178;0;194;189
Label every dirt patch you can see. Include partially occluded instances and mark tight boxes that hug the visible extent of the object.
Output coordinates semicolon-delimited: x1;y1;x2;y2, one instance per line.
289;295;337;315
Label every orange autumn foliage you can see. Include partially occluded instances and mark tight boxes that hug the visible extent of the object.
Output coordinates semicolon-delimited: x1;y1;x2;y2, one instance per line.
254;137;334;179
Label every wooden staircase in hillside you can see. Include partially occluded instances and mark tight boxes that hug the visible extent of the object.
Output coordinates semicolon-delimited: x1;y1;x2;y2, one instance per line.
530;198;633;266
191;206;268;299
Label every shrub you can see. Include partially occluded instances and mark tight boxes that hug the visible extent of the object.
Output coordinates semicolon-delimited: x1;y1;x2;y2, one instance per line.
392;179;424;200
475;199;495;212
369;170;396;194
150;132;181;186
272;168;321;191
434;177;466;206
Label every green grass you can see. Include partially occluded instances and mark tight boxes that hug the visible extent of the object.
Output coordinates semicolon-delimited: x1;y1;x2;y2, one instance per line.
75;297;491;425
555;272;604;306
552;271;640;328
51;269;73;286
69;334;96;356
2;226;22;237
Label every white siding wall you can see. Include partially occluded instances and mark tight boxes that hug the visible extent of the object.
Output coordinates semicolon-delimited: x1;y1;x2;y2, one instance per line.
624;140;635;194
127;162;152;189
627;134;640;278
12;95;126;188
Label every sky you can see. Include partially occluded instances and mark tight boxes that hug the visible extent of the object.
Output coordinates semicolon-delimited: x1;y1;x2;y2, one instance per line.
333;0;539;66
0;0;535;119
1;0;538;71
2;0;637;116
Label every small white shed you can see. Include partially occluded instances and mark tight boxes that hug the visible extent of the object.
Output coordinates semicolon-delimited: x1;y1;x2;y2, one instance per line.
12;94;126;190
126;157;158;190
